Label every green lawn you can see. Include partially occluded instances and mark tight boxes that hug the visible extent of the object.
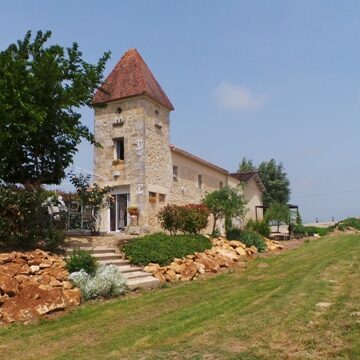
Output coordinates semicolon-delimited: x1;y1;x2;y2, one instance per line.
1;234;360;359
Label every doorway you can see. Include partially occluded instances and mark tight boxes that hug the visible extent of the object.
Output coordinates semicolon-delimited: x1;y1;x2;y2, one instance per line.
110;193;129;231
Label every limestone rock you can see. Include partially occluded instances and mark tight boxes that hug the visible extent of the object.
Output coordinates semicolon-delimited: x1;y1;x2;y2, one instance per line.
153;270;166;283
63;289;81;306
195;253;220;272
169;261;182;274
164;269;177;282
179;262;198;281
0;254;14;265
213;254;233;268
30;265;40;274
144;263;161;273
0;249;82;325
215;248;239;261
235;246;247;256
62;281;73;290
0;274;18;296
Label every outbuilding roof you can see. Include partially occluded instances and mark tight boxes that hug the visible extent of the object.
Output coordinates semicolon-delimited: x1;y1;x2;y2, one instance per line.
230;171;266;192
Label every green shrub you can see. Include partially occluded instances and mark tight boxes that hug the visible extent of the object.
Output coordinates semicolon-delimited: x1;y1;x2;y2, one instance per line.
245;219;270;238
69;264;127;300
66;249;98;275
337;217;360;231
226;227;242;240
122;232;212;266
210;228;221;238
158;204;209;235
227;228;266;252
0;185;65;250
292;224;331;237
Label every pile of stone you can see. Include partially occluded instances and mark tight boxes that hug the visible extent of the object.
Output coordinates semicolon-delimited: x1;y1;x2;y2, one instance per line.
0;249;81;325
144;237;283;283
265;238;284;251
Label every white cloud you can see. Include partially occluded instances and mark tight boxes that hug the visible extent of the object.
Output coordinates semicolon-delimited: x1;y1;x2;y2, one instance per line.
214;82;268;110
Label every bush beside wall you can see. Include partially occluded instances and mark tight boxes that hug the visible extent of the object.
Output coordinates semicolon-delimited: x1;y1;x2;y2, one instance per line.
0;185;65;250
158;204;210;235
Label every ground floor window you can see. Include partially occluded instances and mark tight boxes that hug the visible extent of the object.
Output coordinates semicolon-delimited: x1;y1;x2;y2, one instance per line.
159;193;166;202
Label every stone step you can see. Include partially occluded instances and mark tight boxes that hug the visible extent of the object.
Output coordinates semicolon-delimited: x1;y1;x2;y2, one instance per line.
91;247;117;254
126;276;160;290
121;270;153;279
115;265;143;273
99;259;130;266
92;253;123;261
66;244;160;291
66;247;117;255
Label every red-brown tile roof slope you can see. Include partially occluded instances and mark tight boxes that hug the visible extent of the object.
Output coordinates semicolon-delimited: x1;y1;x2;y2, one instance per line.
94;49;174;110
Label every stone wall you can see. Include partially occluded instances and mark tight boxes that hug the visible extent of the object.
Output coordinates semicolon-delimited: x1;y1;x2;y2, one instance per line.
94;96;172;231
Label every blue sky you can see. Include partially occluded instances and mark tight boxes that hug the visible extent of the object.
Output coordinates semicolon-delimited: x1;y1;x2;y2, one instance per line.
1;0;360;222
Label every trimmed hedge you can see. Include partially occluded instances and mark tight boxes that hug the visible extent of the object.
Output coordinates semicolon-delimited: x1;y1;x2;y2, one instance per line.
122;233;212;266
292;224;331;237
227;228;267;252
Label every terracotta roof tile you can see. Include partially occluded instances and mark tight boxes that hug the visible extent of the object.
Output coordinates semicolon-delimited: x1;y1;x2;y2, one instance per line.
94;49;174;110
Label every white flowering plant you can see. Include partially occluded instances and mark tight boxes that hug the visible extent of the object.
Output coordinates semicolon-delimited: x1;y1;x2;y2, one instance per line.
69;264;127;300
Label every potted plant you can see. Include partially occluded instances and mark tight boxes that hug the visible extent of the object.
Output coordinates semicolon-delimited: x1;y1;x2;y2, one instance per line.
127;207;138;216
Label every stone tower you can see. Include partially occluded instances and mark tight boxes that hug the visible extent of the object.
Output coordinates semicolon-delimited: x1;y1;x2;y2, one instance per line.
93;49;174;232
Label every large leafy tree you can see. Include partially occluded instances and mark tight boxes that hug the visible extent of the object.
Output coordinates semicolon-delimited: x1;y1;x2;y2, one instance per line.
264;202;289;232
203;186;248;233
238;158;290;205
0;30;110;185
238;157;256;172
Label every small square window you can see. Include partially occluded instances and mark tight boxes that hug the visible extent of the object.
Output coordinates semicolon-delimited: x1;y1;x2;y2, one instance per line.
159;194;166;203
173;166;178;181
149;192;156;204
198;174;202;189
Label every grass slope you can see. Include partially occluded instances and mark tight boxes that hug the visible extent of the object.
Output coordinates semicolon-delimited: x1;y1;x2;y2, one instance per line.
1;234;360;359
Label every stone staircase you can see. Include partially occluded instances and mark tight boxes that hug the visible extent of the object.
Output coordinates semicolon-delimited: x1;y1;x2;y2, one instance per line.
66;245;160;290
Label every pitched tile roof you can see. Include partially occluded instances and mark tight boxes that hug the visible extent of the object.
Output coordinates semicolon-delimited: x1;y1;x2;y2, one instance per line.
230;171;266;192
94;49;174;110
230;171;258;182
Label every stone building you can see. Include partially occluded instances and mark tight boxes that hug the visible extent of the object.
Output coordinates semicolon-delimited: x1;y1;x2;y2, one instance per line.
93;49;265;233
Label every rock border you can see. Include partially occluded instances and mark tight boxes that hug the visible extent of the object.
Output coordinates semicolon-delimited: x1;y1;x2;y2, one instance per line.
144;237;283;283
